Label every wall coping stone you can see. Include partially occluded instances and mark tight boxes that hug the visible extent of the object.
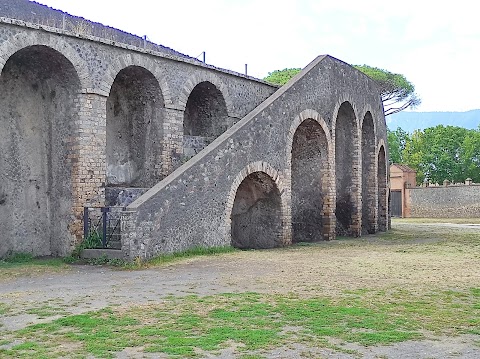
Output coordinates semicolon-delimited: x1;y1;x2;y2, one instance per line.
410;184;480;189
0;17;278;88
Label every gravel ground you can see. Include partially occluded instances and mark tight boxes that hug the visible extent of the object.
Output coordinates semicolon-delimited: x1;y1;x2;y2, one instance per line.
1;220;479;358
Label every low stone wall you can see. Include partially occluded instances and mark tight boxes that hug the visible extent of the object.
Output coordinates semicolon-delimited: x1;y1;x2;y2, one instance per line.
408;185;480;218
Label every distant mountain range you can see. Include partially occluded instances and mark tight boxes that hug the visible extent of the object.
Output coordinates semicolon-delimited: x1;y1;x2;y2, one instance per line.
387;109;480;133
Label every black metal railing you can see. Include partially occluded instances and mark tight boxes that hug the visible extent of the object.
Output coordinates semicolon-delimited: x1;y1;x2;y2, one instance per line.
83;207;125;249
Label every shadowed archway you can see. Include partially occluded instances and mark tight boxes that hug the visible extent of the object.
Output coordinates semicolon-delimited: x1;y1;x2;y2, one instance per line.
106;65;165;188
0;45;81;256
291;119;330;242
231;171;283;249
183;81;229;157
377;145;387;231
335;102;360;236
362;112;376;234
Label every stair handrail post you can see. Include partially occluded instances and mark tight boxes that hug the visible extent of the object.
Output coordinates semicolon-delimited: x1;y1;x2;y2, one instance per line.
83;207;89;241
101;207;110;248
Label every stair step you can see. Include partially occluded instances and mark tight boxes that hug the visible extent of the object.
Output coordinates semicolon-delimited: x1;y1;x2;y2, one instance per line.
81;248;123;260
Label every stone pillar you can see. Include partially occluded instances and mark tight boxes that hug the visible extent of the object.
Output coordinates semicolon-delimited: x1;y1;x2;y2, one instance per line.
120;210;137;260
350;132;362;237
377;178;388;232
70;92;107;243
363;148;378;234
280;169;293;246
369;156;379;233
161;107;184;177
323;168;336;240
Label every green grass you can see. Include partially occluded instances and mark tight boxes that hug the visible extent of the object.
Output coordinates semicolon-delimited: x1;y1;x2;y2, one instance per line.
0;253;69;281
0;253;65;267
25;305;68;319
392;217;480;224
0;302;11;316
2;288;479;358
2;222;479;357
376;223;480;248
0;253;65;268
1;246;236;277
132;245;237;269
75;245;237;269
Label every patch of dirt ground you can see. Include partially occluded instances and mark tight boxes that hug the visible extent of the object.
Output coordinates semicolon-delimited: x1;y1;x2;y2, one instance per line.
1;220;480;358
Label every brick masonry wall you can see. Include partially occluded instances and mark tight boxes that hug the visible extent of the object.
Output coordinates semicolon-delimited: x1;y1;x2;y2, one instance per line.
408;185;480;218
70;93;107;251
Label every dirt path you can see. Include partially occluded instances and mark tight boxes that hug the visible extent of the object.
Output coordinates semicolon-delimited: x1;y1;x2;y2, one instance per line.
1;221;480;358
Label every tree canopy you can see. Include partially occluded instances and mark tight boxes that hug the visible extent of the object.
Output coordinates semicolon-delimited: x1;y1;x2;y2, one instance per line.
387;127;409;164
353;65;421;116
389;125;480;184
263;68;301;85
263;65;420;116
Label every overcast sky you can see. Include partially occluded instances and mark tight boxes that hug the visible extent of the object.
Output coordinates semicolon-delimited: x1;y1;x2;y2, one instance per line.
34;0;479;112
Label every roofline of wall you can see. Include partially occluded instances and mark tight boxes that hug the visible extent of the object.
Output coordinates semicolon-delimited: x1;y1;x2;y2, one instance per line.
408;184;480;189
127;54;329;209
0;17;279;89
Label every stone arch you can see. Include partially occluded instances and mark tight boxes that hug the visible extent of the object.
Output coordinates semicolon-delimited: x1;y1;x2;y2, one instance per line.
177;72;234;116
0;31;91;90
377;144;388;231
287;109;334;242
226;162;290;249
231;172;283;249
331;94;361;134
377;138;387;155
102;55;173;106
0;44;81;257
286;109;332;167
361;111;377;234
332;100;361;236
360;104;377;134
106;65;165;188
182;79;231;157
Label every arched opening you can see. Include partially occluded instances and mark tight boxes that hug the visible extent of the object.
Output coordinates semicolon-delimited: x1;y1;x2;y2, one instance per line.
335;102;359;236
377;146;387;231
0;45;80;257
183;81;229;157
106;66;164;188
361;112;376;234
291;119;329;242
231;171;283;249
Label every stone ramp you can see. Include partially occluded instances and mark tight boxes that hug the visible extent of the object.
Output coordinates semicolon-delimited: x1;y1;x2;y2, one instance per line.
120;55;386;260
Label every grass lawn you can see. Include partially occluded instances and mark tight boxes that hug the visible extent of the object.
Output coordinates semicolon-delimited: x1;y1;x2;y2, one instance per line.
0;253;69;282
392;217;480;224
1;220;479;358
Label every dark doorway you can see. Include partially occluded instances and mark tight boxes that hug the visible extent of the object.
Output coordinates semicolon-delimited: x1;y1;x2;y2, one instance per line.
391;190;402;217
